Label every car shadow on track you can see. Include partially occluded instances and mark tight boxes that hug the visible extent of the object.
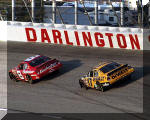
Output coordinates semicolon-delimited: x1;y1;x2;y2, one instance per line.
35;59;83;83
110;67;144;89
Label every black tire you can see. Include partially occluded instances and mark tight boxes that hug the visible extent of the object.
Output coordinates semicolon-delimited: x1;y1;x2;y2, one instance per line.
79;79;88;90
9;72;18;82
79;79;84;88
127;75;132;79
100;85;104;92
96;82;104;92
85;86;88;90
98;84;105;92
54;69;60;74
26;75;34;84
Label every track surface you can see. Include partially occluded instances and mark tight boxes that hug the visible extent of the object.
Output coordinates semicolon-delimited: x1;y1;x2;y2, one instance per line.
5;41;144;114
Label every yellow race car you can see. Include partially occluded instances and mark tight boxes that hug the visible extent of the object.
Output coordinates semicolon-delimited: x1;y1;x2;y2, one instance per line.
79;62;134;92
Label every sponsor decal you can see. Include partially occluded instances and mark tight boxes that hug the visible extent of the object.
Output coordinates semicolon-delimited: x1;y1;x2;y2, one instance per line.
93;77;104;81
31;74;37;76
111;68;128;79
40;62;57;74
25;28;141;50
100;77;105;81
23;71;34;74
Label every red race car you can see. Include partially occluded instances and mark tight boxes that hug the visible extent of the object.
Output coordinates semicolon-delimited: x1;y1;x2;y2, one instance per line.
9;55;62;84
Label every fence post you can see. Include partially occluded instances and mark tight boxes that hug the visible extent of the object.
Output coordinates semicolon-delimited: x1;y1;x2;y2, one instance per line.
149;3;150;23
94;0;98;25
31;0;35;22
52;0;56;24
75;0;78;25
120;0;124;26
12;0;15;21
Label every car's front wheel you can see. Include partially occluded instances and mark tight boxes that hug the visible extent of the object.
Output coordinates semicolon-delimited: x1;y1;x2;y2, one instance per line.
79;79;88;90
99;84;104;92
79;79;84;88
96;82;105;92
9;72;18;82
26;75;34;84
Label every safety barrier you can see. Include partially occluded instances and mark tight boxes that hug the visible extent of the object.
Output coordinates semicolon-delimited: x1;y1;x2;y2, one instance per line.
0;21;149;50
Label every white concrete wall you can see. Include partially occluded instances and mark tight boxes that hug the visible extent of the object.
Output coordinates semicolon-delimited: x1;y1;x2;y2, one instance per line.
0;22;7;41
7;21;144;50
0;21;148;50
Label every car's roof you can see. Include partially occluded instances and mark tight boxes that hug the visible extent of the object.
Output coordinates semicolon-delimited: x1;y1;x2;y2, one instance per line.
93;62;120;71
24;55;41;63
93;62;110;70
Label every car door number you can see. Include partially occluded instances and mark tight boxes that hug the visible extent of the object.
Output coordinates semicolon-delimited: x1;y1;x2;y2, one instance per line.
17;71;24;79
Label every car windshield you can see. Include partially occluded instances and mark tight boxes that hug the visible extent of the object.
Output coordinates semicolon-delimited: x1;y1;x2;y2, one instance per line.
100;62;121;73
29;56;50;67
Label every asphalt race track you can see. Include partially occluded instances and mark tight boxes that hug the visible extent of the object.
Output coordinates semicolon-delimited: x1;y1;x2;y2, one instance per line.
1;41;146;119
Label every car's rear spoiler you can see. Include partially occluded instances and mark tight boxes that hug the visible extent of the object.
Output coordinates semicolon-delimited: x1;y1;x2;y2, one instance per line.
107;64;128;76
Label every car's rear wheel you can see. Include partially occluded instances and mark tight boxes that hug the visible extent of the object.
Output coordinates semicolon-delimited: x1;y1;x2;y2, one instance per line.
127;75;132;79
9;72;18;82
26;75;33;84
54;69;60;73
